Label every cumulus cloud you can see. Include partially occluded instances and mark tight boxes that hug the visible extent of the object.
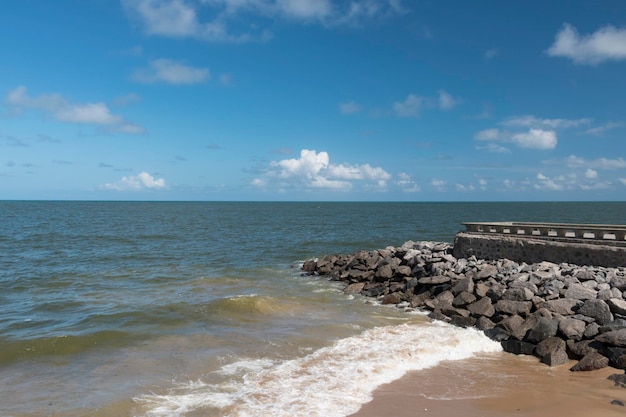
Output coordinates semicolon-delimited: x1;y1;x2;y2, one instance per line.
339;100;361;115
585;168;598;179
430;178;447;191
474;114;595;152
511;129;557;150
132;59;210;84
437;89;460;110
5;86;144;134
535;172;564;191
103;171;166;191
252;149;391;191
546;23;626;65
122;0;405;42
474;127;556;150
396;172;420;192
392;94;423;117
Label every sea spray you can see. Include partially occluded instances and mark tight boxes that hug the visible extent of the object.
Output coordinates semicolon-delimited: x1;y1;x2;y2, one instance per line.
136;321;502;417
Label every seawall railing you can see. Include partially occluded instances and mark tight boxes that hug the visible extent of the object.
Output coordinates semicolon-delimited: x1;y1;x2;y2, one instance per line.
462;222;626;242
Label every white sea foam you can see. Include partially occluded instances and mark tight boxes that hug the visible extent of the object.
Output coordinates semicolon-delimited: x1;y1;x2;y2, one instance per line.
137;322;501;417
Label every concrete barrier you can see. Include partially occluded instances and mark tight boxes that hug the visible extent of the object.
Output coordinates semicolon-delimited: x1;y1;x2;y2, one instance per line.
453;222;626;268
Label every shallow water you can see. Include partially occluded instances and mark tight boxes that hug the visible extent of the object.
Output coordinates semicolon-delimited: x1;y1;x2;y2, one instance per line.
1;201;625;416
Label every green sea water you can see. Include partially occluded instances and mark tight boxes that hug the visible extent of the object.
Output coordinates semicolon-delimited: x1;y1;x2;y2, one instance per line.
1;201;624;416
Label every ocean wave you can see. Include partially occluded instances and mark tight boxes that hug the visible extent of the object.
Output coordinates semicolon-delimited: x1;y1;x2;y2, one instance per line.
135;321;502;417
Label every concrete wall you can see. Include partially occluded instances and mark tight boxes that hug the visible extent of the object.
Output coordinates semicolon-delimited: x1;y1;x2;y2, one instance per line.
453;232;626;268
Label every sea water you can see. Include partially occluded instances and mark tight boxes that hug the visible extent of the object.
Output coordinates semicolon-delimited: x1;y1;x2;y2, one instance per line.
1;201;624;416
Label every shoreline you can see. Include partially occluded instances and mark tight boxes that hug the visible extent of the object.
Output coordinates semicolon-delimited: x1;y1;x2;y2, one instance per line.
303;239;626;414
352;353;626;417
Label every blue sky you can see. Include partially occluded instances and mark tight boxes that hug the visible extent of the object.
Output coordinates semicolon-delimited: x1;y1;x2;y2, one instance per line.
1;0;626;201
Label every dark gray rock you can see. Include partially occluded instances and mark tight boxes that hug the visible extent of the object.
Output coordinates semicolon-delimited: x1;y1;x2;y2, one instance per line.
499;314;528;341
605;347;626;369
449;315;476;328
558;317;587;341
567;339;605;358
536;337;569;366
418;275;451;285
540;299;582;315
484;327;510;342
599;319;626;334
495;300;532;316
452;291;476;308
344;282;366;294
502;287;534;302
476;264;498;280
584;322;601;339
476;316;496;331
608;373;626;388
451;277;474;295
382;292;403;305
564;283;598;301
467;296;495;317
502;339;536;356
374;264;394;281
579;299;614;326
570;352;609;371
597;329;626;347
608;298;626;316
526;317;559;344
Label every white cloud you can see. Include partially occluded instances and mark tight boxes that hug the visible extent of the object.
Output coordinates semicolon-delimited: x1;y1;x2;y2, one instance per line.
456;183;475;192
430;178;447;191
620;178;626;186
438;89;460;110
393;94;423;117
475;126;556;150
511;129;557;150
253;149;391;191
583;122;623;136
339;101;361;115
502;115;592;129
565;155;626;170
133;59;210;84
396;172;420;192
103;172;167;191
535;172;564;191
122;0;405;42
547;23;626;65
122;0;199;37
5;86;144;134
585;168;598;179
474;128;501;141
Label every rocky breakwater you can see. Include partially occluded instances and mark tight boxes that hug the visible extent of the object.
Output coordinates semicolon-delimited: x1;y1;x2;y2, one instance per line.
302;240;626;378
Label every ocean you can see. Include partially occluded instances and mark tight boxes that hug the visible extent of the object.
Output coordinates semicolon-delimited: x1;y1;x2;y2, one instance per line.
1;201;625;416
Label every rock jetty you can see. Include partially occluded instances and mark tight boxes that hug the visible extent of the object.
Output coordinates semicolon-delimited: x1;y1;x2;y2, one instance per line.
302;240;626;374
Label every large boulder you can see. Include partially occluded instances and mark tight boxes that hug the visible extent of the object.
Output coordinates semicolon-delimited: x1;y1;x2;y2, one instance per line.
579;299;614;326
540;299;582;315
525;317;559;344
467;297;495;317
597;329;626;347
495;300;533;316
558;317;587;341
536;337;569;366
570;352;609;371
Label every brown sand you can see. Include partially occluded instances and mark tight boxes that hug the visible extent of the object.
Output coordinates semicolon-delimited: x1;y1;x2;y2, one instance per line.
352;352;626;417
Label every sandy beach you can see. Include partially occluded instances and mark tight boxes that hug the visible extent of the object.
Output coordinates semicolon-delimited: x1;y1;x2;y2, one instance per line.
353;352;626;417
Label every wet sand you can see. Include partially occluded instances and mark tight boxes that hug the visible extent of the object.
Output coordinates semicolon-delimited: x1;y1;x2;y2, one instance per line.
353;352;626;417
